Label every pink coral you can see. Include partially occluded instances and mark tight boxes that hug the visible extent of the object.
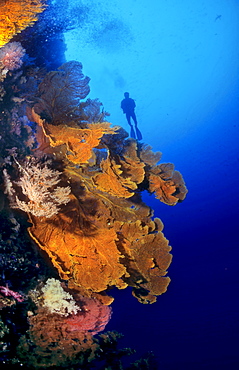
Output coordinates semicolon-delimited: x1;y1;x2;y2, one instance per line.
0;284;24;302
65;296;112;335
0;41;26;72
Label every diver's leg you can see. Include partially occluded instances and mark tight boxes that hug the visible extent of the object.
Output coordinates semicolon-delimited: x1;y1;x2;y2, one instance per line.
126;113;136;138
135;126;142;140
131;113;142;140
126;113;131;125
131;112;138;125
130;126;136;139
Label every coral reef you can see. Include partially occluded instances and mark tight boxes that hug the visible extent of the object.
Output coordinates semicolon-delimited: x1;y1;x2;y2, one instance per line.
31;280;112;334
17;283;112;368
17;307;100;368
0;14;187;365
18;66;187;303
0;60;188;305
17;325;143;369
0;0;45;47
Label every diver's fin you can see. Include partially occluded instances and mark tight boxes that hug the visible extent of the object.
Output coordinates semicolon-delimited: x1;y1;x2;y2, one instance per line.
136;127;142;141
130;126;136;139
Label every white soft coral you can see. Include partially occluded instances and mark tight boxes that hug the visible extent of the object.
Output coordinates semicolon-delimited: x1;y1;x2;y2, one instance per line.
3;157;71;218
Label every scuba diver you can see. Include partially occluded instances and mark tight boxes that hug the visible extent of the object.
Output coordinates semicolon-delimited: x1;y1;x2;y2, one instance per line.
121;92;142;140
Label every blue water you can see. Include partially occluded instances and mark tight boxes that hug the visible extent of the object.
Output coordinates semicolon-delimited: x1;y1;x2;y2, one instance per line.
63;0;239;368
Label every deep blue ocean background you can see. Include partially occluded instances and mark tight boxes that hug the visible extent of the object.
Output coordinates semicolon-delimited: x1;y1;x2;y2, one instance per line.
62;0;239;368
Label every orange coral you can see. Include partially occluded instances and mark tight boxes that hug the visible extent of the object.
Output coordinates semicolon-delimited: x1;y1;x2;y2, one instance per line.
139;144;162;166
24;63;188;304
114;218;172;304
31;109;119;164
148;163;187;205
93;140;145;198
27;183;173;304
0;0;45;47
148;171;178;205
28;196;128;303
118;140;145;186
42;122;119;164
26;108;187;303
93;156;136;198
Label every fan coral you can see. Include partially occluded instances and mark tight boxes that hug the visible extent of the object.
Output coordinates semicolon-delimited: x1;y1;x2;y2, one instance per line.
27;174;174;304
0;42;26;73
93;140;145;198
65;295;112;335
148;163;187;205
23;61;187;304
0;0;45;47
32;115;119;164
139;144;162;166
28;209;128;304
33;61;91;124
81;98;110;123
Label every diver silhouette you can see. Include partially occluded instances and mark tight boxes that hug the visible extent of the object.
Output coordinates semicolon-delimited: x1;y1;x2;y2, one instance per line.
121;92;142;140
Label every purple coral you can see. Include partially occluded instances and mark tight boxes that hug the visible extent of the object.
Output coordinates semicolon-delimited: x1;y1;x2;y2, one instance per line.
0;42;26;72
